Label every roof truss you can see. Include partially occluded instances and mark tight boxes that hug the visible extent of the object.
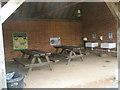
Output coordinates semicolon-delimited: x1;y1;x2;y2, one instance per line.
105;2;120;20
0;0;25;23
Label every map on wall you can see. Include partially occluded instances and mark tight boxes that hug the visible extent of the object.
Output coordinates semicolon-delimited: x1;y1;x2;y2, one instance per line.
13;32;28;50
50;37;61;45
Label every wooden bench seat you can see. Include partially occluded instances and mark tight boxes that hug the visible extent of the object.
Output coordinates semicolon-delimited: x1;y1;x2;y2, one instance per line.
51;53;68;57
14;58;32;68
66;54;83;59
14;58;59;69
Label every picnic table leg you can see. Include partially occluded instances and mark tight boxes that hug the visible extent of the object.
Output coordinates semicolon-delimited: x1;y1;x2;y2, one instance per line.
81;57;83;61
79;49;83;61
72;51;77;56
21;53;25;58
16;61;20;68
28;57;36;73
60;49;65;54
37;57;42;70
66;51;73;65
37;57;42;63
45;56;52;71
71;50;84;61
28;55;32;59
55;48;59;53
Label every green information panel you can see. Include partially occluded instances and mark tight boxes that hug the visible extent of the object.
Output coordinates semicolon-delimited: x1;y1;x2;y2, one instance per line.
13;32;28;50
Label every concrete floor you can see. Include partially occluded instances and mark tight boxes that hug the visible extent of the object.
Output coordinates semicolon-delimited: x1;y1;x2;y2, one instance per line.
6;53;117;88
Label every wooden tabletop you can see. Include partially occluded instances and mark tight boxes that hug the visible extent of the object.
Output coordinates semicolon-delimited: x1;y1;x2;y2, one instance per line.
21;49;51;57
53;46;81;50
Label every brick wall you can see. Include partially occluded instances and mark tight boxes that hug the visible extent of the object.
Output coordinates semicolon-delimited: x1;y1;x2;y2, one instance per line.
3;2;117;61
82;2;117;47
3;20;82;61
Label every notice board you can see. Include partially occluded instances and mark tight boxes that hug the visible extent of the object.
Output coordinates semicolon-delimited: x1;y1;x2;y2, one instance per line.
50;37;61;45
13;32;28;50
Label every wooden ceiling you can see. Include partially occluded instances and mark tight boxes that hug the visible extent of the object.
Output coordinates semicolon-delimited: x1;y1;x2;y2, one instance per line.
5;2;83;21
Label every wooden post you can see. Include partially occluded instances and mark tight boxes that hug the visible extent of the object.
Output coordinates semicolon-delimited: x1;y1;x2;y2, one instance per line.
114;4;119;81
118;3;120;64
117;2;120;81
105;2;120;80
0;2;7;89
0;0;25;89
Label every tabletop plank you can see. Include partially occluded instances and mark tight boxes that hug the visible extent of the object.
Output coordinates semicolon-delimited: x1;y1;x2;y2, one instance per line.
53;46;81;49
21;49;51;57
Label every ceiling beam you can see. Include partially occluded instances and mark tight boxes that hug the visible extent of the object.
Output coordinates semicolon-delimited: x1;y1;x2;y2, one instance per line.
105;2;120;20
35;2;81;18
0;0;25;23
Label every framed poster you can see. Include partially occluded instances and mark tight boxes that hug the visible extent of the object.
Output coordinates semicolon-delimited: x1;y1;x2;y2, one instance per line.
92;34;96;38
50;37;61;45
108;32;113;39
13;32;28;50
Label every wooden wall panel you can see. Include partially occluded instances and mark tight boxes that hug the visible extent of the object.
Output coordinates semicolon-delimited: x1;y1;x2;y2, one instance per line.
3;20;82;61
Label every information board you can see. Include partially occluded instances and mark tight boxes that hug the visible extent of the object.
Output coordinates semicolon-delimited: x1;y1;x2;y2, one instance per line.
50;37;61;45
13;32;28;50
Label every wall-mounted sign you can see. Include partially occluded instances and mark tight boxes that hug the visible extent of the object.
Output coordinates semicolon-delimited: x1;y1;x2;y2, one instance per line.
50;37;61;45
13;32;28;50
108;32;113;39
92;34;96;38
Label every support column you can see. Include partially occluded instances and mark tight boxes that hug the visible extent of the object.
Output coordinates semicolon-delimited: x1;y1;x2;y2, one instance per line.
0;0;25;89
0;2;7;89
118;20;120;81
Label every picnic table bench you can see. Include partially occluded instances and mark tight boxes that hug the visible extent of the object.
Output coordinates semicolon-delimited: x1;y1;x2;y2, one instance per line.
14;49;59;73
53;46;84;64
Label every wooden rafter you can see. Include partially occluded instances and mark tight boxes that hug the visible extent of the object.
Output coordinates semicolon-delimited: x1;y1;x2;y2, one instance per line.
0;0;25;89
0;0;25;23
35;2;81;18
105;2;120;20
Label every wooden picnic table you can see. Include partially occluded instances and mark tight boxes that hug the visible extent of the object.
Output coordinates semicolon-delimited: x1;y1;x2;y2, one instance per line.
14;49;59;74
53;46;84;64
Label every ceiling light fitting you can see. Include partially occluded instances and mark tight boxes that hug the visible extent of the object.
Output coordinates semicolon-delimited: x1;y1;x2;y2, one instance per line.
77;9;81;17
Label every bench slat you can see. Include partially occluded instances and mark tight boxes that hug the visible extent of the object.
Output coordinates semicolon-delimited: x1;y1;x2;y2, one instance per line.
14;58;30;68
14;58;59;69
66;55;83;59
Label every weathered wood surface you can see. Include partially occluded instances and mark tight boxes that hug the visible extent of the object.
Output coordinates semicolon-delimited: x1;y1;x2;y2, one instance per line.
1;0;25;23
117;24;120;60
21;49;51;57
105;2;120;20
54;46;82;53
14;58;31;68
0;2;7;90
0;0;25;89
54;45;81;50
14;49;59;73
53;45;84;64
67;55;83;59
14;58;55;68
